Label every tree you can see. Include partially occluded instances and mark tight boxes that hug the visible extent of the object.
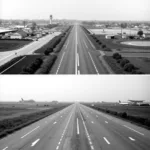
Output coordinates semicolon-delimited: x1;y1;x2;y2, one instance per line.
31;22;37;31
121;23;127;36
137;30;143;37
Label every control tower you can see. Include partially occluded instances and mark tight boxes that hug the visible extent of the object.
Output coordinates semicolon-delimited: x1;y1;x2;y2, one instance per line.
49;15;53;24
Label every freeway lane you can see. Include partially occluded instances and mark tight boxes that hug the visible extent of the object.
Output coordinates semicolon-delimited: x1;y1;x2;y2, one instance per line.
50;24;108;74
1;103;150;150
79;104;150;150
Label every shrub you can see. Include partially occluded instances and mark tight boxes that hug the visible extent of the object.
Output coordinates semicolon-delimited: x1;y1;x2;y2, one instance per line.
119;112;128;118
145;119;150;127
131;70;143;74
113;53;122;60
120;59;130;67
104;47;111;51
102;45;106;49
44;48;53;55
117;59;122;63
124;63;135;72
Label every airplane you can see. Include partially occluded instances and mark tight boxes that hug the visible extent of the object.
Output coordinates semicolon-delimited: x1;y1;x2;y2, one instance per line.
119;100;145;105
119;100;129;105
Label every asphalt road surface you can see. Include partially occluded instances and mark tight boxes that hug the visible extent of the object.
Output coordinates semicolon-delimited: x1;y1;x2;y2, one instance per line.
1;103;150;150
50;24;109;74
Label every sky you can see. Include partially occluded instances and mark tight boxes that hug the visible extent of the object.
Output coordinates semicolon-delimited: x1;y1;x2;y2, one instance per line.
0;0;150;21
0;76;149;102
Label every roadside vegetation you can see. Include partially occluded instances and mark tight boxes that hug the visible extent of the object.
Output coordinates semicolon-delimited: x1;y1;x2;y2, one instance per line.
104;53;144;74
84;103;150;129
0;104;71;139
0;39;32;52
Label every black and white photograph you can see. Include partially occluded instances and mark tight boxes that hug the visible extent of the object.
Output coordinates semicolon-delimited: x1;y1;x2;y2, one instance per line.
0;0;150;150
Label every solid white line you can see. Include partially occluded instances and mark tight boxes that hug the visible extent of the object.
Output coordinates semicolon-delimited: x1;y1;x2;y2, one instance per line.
75;26;78;74
83;40;88;49
56;146;59;150
88;52;99;74
56;52;65;74
123;125;144;136
53;121;57;124
65;40;69;49
78;70;80;74
21;126;40;138
84;32;95;49
129;137;135;141
105;121;108;124
104;137;110;144
31;139;40;147
91;121;94;124
2;147;8;150
0;56;26;74
77;118;80;134
77;53;80;67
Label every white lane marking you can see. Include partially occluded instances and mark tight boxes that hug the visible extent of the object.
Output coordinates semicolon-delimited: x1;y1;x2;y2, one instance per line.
83;40;88;48
55;108;74;150
105;121;108;124
21;126;40;138
2;147;8;150
103;137;110;144
84;32;95;49
53;122;57;124
31;139;40;147
78;70;80;75
56;52;65;74
91;121;94;124
129;137;135;141
75;26;78;74
0;56;26;74
65;40;69;49
61;116;62;117
88;52;99;74
123;125;144;136
77;53;80;67
77;118;80;134
79;110;95;150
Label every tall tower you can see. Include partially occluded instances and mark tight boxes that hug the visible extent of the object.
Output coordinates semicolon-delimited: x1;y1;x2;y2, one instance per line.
50;15;53;24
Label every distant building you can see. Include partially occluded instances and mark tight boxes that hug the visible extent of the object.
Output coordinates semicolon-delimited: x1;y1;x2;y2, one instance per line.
10;30;28;39
19;98;35;103
105;34;115;39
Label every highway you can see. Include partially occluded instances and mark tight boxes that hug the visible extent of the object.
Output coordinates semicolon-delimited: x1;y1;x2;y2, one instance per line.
1;103;150;150
0;32;60;66
50;25;109;74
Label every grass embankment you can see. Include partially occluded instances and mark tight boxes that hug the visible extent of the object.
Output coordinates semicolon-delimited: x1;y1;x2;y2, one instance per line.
84;104;150;129
103;53;144;74
0;105;69;139
0;39;32;52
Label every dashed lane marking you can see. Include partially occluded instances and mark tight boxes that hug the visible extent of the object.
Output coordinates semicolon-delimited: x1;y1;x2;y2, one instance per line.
129;137;135;141
31;139;40;147
103;137;110;144
21;126;40;138
123;125;144;136
56;52;65;74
